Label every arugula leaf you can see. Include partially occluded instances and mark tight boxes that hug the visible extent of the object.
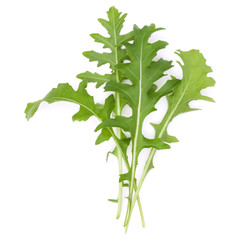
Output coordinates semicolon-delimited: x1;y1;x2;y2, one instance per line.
25;7;146;224
25;80;136;168
152;49;215;141
77;6;133;87
76;6;136;220
76;6;134;164
95;24;180;203
25;81;114;122
124;49;215;231
76;71;115;88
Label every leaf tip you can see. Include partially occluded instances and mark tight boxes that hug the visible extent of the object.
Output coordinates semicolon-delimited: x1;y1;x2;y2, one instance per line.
24;100;42;121
108;198;118;203
94;124;102;132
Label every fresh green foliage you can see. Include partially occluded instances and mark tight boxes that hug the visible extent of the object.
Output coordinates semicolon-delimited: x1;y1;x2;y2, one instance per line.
77;7;144;221
25;6;215;232
95;24;179;211
122;49;216;230
25;81;113;122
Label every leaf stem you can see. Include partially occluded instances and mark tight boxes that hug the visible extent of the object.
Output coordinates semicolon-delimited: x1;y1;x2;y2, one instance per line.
124;148;156;231
115;86;123;219
108;127;145;226
124;104;174;230
113;11;123;217
116;145;123;219
124;38;144;230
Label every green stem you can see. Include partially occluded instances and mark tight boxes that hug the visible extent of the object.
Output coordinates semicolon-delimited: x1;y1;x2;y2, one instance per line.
124;181;145;228
116;150;122;219
108;127;145;226
124;86;179;230
124;148;156;231
115;90;123;219
124;39;144;230
112;11;123;218
114;40;123;218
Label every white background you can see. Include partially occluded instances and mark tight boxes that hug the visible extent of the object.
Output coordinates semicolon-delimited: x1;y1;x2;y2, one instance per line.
0;0;240;239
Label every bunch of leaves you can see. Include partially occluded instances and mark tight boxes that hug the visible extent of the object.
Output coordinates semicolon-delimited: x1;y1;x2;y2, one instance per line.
25;6;215;232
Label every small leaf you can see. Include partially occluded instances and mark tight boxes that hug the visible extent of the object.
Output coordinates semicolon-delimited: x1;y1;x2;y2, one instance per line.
98;95;115;121
106;146;118;162
142;137;170;150
95;116;133;133
95;128;112;145
82;6;133;70
83;51;115;67
119;171;131;183
76;71;115;88
24;100;41;120
108;199;118;203
90;33;113;49
72;107;94;121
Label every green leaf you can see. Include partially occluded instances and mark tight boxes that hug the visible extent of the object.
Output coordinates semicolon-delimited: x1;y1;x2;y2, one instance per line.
119;171;131;183
108;199;118;203
97;24;178;156
76;8;135;192
82;6;133;70
124;50;216;230
83;51;115;67
105;133;130;162
76;6;134;168
76;71;115;88
72;107;94;122
106;146;118;162
25;100;42;121
96;24;179;202
97;94;115;121
119;171;137;188
95;116;133;133
95;128;112;145
141;137;170;150
25;82;98;120
25;82;117;144
152;49;215;141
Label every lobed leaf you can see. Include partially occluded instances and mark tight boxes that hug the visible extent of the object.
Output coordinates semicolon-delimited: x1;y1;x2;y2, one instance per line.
25;81;118;146
25;7;216;230
152;49;215;141
97;24;178;156
76;6;134;158
76;71;115;88
95;24;180;204
80;6;133;72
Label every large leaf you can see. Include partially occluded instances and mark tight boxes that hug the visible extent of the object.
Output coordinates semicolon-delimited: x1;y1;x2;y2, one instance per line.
76;6;134;163
123;50;215;230
77;6;133;87
25;81;113;121
97;25;179;155
24;81;132;162
152;49;215;141
96;24;180;198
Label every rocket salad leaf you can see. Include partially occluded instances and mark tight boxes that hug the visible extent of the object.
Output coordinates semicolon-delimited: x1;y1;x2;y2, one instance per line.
77;7;144;221
123;49;216;230
95;25;179;221
25;6;215;232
